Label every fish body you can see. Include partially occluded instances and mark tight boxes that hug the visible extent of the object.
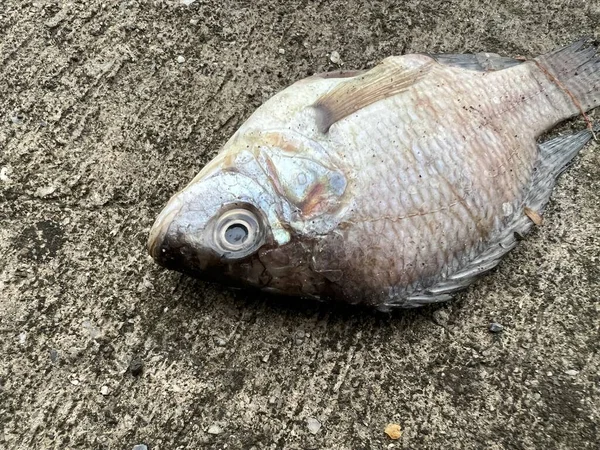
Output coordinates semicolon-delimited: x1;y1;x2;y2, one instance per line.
148;41;599;309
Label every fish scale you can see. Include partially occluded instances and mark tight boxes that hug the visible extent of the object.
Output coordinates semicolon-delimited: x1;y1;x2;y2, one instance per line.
333;85;516;260
149;40;600;308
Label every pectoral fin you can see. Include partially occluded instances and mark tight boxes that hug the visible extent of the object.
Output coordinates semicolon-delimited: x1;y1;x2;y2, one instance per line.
313;55;434;133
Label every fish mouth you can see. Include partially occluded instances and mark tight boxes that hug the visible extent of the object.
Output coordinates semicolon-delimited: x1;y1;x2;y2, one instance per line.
147;196;184;261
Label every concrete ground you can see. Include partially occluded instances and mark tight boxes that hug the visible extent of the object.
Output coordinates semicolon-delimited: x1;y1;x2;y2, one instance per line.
1;1;599;449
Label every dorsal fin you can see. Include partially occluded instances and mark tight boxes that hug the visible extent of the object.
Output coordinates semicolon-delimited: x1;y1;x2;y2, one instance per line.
305;69;367;80
431;52;523;71
312;55;434;133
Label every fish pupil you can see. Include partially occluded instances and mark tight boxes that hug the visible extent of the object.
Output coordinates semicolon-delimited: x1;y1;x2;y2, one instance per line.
224;223;249;245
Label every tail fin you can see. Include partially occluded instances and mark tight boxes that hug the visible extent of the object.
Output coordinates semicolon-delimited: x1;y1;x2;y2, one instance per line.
535;39;600;115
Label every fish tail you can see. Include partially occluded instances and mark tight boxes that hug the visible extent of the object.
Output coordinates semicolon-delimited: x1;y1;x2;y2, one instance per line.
534;39;600;127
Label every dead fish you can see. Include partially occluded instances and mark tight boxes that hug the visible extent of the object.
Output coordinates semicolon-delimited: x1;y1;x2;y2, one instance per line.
148;40;599;309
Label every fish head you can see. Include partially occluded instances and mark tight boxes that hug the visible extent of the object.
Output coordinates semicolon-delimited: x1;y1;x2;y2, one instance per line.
148;130;350;295
147;159;283;287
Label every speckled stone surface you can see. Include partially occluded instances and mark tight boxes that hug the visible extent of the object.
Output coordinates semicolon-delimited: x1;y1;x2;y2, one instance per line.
0;1;598;449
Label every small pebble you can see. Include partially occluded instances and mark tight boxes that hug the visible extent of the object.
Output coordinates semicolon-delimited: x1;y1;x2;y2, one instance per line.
564;369;579;376
129;358;144;377
10;113;24;124
49;349;59;363
432;308;450;325
306;417;321;434
330;51;342;64
100;385;110;396
70;379;80;386
384;423;402;440
82;320;101;339
489;322;504;333
177;55;186;64
190;18;199;25
214;337;227;347
18;332;27;345
34;185;56;198
132;445;148;450
278;48;285;55
294;329;305;345
0;166;11;182
207;424;222;435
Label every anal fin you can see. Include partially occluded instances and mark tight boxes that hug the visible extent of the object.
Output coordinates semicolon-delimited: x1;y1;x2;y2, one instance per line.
526;124;598;212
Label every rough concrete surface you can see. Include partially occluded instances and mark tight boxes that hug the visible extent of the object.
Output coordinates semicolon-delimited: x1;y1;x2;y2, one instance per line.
1;1;599;449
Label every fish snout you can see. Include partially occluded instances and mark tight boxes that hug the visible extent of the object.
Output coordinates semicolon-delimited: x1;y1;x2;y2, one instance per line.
147;196;184;264
147;194;222;275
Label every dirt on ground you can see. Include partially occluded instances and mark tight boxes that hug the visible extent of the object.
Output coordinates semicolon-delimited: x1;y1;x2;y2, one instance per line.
1;1;599;449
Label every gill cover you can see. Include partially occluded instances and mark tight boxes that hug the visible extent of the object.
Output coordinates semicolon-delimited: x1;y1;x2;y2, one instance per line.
233;130;350;235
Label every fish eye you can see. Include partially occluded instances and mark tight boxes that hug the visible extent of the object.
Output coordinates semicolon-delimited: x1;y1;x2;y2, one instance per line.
224;223;249;245
213;207;264;258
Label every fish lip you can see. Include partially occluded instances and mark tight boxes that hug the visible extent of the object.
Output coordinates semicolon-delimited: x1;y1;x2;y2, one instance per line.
147;196;184;261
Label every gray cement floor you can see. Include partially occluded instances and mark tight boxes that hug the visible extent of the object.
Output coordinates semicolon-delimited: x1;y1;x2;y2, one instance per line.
1;1;599;449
